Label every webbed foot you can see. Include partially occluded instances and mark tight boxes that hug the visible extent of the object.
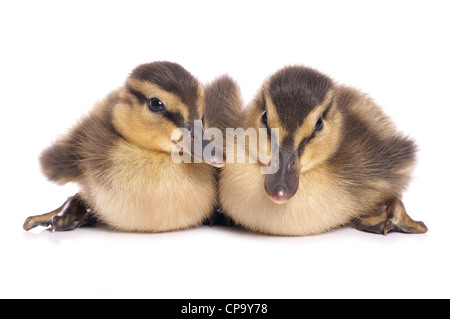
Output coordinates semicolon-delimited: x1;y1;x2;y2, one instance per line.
23;194;96;232
204;207;235;227
353;198;428;235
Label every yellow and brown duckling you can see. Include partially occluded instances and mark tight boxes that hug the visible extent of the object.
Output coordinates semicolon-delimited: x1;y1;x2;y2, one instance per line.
24;61;224;232
203;75;244;225
217;65;427;236
204;75;244;138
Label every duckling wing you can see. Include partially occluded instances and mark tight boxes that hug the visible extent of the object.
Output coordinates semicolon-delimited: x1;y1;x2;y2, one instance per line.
40;128;84;184
40;105;119;185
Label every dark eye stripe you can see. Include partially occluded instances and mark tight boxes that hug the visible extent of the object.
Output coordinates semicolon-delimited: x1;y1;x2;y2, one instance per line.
126;86;184;126
162;111;184;127
297;131;316;157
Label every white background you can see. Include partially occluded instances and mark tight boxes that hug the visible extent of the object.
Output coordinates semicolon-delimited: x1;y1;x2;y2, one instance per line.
1;0;449;298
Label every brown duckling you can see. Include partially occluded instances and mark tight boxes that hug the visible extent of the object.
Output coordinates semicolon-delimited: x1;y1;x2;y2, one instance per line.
217;65;427;236
24;61;224;232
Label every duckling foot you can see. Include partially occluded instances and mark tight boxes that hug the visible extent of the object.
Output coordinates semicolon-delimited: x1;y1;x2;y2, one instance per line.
204;207;235;226
353;198;428;235
23;194;96;232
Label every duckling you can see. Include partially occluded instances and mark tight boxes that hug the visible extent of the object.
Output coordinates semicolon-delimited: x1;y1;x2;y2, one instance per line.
24;61;224;232
218;65;427;236
204;75;244;137
203;75;244;226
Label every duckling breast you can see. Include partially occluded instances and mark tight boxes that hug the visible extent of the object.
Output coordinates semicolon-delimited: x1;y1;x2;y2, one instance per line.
81;141;217;232
220;162;359;236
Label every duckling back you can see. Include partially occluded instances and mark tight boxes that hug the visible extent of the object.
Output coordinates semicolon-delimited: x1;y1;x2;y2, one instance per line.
204;75;243;134
332;85;418;212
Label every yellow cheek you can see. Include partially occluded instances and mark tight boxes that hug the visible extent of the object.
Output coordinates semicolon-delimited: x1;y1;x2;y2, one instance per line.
113;103;176;153
300;145;316;172
300;131;342;172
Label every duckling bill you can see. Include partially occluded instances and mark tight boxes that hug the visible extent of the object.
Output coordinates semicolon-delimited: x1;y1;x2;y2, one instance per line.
24;61;224;232
217;66;427;236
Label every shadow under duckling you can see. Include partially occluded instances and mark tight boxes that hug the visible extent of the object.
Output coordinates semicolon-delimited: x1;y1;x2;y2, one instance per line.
216;65;427;236
24;61;224;232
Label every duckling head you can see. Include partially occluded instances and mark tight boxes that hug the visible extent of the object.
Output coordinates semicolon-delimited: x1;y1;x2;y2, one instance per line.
249;66;344;204
112;61;224;167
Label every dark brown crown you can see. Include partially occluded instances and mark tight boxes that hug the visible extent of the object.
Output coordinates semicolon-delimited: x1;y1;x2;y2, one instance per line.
129;61;201;120
268;66;333;131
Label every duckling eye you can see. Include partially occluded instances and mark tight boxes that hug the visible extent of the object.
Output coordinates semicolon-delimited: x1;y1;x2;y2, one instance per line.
262;110;268;127
314;117;324;131
148;98;166;113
